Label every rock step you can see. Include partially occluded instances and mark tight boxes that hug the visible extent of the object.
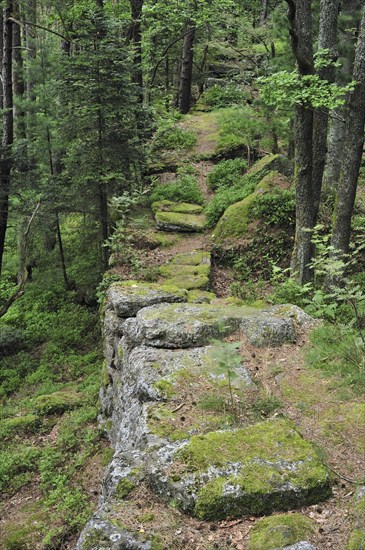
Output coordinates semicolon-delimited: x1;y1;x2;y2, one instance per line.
152;200;207;232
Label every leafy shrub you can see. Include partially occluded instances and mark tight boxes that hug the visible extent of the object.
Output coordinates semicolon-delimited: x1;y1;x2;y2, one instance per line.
151;121;197;151
151;175;205;205
205;179;256;227
0;326;25;356
250;190;295;226
207;158;248;190
0;445;41;492
204;84;249;109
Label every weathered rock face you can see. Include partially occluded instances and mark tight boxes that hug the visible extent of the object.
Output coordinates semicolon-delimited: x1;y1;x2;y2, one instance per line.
78;282;330;549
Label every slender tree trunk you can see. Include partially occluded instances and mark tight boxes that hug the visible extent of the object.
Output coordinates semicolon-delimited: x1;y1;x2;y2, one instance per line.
129;0;143;94
286;0;315;284
323;0;362;190
260;0;270;25
0;3;14;275
12;0;26;139
329;7;365;263
0;12;3;110
178;23;196;114
312;0;340;219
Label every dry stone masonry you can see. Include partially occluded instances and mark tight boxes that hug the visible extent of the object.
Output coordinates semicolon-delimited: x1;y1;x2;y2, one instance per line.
77;276;330;549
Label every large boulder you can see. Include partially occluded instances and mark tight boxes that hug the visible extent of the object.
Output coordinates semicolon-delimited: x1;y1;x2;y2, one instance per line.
123;302;297;349
106;281;188;319
148;419;332;520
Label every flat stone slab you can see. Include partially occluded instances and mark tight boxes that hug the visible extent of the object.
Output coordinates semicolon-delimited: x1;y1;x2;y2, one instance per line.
155;210;207;232
152;200;204;215
159;250;211;291
106;281;188;318
123;302;297;349
148;419;332;521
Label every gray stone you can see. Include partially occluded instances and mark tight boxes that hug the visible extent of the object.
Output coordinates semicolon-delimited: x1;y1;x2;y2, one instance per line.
280;543;317;550
123;303;297;349
106;282;187;319
76;518;151;550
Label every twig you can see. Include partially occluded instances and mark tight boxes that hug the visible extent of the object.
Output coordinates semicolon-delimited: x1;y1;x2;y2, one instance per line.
327;465;357;484
172;403;186;413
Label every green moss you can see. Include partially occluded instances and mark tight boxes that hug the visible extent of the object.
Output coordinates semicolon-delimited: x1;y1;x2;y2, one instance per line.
0;415;40;439
347;529;365;550
159;262;210;291
171;251;211;266
101;361;109;387
248;514;315;550
155;210;207;231
212;191;258;241
322;403;365;453
168;419;331;520
147;405;189;441
33;390;83;416
153;379;175;399
82;529;111;549
115;477;136;500
101;447;114;467
187;290;216;303
152;200;203;214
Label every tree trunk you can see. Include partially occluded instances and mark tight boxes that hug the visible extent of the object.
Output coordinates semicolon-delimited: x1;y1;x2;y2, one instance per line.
12;0;26;139
260;0;270;25
323;0;362;190
0;3;14;275
178;24;195;114
0;11;3;110
129;0;143;94
286;0;315;284
312;0;340;219
330;7;365;261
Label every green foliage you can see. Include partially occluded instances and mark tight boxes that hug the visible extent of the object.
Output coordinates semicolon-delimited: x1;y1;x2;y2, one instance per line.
0;445;41;493
203;84;249;110
250;190;295;226
205;179;256;227
150;175;205;205
207;158;248;190
150;118;197;151
306;324;364;392
259;71;355;110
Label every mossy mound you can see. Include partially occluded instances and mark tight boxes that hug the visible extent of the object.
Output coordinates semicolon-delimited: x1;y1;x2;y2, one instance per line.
33;390;83;415
248;514;315;550
0;414;40;439
155;210;207;232
321;402;365;453
123;302;297;349
148;419;332;520
107;281;188;318
212;168;291;242
187;290;216;303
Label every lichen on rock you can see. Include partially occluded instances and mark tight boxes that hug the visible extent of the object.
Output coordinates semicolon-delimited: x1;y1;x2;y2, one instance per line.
148;419;332;520
247;513;315;550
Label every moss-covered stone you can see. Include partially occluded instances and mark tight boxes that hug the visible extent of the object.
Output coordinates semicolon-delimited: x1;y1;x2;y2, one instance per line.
187;290;216;303
171;251;211;266
152;200;203;215
125;302;297;349
248;514;315;550
149;419;332;520
155;210;207;232
33;390;83;415
153;379;175;399
107;281;188;318
159;263;210;291
212;164;292;243
115;477;136;500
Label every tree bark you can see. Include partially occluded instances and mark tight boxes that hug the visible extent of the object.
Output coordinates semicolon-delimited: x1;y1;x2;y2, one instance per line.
260;0;270;25
323;0;362;190
286;0;315;284
312;0;340;219
129;0;143;94
12;0;26;139
0;3;14;276
330;7;365;261
178;23;196;114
